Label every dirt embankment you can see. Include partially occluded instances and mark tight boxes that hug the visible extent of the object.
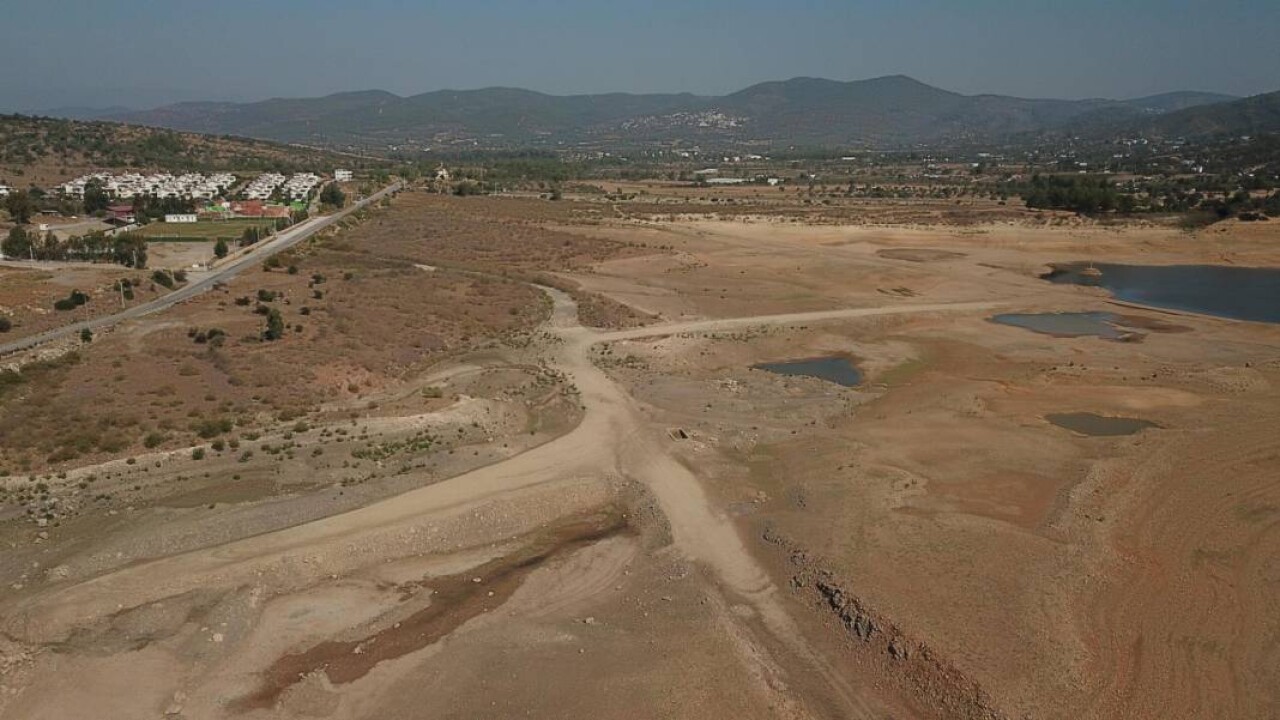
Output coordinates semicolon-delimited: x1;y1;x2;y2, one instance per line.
237;509;631;711
766;526;1008;720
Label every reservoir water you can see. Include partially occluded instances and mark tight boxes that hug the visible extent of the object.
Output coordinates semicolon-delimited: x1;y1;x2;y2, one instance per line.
1042;263;1280;324
992;312;1133;340
753;356;863;387
1046;412;1158;437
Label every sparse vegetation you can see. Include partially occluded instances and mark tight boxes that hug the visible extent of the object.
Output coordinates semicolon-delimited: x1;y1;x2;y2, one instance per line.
263;308;285;341
53;289;90;311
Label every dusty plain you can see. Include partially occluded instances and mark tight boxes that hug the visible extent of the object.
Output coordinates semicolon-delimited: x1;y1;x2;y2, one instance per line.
1;188;1277;719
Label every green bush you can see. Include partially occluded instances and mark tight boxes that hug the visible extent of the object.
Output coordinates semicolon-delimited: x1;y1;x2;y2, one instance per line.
53;291;86;312
263;308;285;341
193;417;234;439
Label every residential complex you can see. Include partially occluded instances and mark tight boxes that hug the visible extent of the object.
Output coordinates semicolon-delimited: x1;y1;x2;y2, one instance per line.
59;172;236;200
241;173;284;200
54;171;325;203
242;172;321;201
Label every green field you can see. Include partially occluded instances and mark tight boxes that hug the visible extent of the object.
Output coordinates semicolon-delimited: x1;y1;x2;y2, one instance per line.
136;219;278;242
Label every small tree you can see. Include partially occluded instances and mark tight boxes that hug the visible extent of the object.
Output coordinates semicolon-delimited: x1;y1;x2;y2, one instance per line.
82;181;110;215
263;308;285;341
3;190;35;225
112;233;147;268
3;226;32;259
319;183;345;208
80;328;93;343
214;238;229;259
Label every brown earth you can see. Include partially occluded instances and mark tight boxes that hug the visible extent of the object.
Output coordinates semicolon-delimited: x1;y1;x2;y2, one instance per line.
0;189;1278;719
0;264;173;343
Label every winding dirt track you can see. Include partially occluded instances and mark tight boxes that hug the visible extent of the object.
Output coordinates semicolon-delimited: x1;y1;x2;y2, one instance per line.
3;291;998;716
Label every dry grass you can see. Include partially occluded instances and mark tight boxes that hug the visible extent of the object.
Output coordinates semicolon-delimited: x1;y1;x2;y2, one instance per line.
0;198;552;473
0;265;171;342
0;185;671;472
322;192;660;328
349;192;649;270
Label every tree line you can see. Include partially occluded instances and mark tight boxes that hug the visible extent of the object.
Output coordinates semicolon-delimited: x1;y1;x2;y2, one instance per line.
1018;175;1123;213
3;227;147;267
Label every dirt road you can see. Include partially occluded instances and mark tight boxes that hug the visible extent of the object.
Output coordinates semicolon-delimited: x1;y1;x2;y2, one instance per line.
2;289;997;717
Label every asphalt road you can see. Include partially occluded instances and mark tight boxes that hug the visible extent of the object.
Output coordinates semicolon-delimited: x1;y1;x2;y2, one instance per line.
0;182;401;357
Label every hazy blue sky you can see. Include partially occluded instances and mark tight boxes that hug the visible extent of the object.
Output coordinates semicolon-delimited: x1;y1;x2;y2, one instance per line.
3;0;1278;111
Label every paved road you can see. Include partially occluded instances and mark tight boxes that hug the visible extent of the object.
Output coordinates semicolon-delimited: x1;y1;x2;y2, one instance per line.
0;182;401;356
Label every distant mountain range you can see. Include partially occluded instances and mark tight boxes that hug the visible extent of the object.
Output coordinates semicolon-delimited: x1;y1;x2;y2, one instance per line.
68;76;1272;149
33;105;135;121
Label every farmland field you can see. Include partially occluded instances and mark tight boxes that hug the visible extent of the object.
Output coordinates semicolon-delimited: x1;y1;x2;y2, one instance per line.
134;218;281;241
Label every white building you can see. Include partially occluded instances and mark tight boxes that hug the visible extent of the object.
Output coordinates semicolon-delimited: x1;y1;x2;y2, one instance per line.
334;169;353;182
281;173;320;200
58;172;235;201
0;184;12;197
164;214;198;224
243;172;285;200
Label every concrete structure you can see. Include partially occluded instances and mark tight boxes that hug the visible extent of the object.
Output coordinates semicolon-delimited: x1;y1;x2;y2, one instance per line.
334;169;353;182
0;184;11;197
164;214;198;224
